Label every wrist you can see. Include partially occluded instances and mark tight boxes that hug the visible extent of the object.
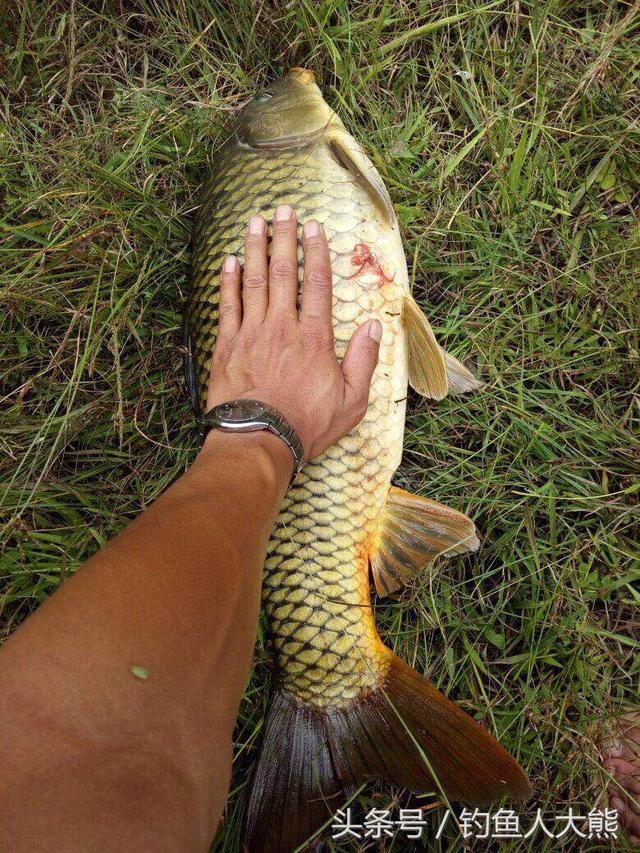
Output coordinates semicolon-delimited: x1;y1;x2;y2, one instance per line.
198;428;294;488
200;395;305;472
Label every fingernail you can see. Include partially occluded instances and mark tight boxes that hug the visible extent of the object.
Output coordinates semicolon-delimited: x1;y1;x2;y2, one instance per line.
223;255;238;273
248;215;265;235
369;319;382;342
303;220;321;238
274;204;294;222
606;738;623;757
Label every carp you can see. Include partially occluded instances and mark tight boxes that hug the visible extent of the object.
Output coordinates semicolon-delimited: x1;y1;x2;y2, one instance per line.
186;67;530;853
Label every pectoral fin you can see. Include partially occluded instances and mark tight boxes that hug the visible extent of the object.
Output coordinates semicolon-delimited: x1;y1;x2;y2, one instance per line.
370;486;480;597
328;131;394;224
402;296;448;399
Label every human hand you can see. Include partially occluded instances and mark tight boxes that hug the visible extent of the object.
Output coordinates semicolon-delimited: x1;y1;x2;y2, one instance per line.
204;205;382;462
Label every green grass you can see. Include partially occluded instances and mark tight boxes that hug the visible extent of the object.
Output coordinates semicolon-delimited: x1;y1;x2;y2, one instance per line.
1;1;638;850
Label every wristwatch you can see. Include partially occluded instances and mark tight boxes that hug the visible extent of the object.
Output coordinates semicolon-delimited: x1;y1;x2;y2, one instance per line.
200;399;304;484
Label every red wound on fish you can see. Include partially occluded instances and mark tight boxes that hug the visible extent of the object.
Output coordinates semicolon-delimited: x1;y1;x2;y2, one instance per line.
346;242;393;287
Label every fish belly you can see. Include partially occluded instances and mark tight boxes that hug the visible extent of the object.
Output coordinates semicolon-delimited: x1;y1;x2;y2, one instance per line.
189;140;409;709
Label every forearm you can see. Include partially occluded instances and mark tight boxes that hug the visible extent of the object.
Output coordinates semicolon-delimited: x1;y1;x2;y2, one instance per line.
0;430;290;850
0;209;379;853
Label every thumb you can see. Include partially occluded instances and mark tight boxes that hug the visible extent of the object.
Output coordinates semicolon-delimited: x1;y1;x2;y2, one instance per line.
341;319;382;416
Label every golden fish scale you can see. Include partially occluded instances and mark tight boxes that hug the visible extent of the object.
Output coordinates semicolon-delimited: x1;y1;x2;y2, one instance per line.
190;140;409;709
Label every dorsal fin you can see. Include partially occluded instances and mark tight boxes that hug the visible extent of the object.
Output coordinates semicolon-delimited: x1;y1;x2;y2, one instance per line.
328;131;395;224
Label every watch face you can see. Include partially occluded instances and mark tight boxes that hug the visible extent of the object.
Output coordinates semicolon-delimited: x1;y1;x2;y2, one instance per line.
218;399;266;422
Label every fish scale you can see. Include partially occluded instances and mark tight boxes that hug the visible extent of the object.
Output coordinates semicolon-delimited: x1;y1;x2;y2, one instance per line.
190;138;409;708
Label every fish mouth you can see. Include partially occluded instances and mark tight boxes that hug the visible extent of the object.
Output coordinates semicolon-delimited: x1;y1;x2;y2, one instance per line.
287;67;316;84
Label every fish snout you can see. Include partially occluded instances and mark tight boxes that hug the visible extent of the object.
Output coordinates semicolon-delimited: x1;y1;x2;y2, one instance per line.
287;67;316;85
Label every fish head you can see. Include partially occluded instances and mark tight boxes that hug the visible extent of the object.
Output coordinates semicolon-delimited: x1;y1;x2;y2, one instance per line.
237;68;337;149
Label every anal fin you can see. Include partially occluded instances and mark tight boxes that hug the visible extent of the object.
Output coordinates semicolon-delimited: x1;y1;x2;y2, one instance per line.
370;486;480;596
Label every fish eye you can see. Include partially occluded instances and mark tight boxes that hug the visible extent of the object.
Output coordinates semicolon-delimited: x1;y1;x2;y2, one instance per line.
254;91;274;103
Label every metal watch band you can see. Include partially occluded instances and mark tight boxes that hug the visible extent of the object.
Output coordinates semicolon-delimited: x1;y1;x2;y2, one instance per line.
200;400;304;484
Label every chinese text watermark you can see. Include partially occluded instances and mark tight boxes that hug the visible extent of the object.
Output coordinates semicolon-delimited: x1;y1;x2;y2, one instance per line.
331;806;618;841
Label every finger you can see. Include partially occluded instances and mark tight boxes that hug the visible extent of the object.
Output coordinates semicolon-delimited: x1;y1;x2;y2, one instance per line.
341;319;382;418
217;255;241;341
242;215;268;323
300;220;332;326
268;205;298;317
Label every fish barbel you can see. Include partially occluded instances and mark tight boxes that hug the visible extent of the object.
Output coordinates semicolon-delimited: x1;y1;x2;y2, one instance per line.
187;68;530;853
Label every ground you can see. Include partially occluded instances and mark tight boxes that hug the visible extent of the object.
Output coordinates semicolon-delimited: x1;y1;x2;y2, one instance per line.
1;1;638;851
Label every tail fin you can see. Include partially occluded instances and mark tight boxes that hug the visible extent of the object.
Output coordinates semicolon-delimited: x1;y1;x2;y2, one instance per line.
244;653;531;853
